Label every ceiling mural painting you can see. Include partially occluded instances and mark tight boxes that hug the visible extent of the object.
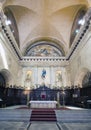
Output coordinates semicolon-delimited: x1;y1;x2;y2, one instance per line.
24;41;65;57
25;44;64;57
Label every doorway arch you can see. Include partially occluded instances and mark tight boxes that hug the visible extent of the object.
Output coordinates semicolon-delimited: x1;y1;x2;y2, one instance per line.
74;68;89;87
0;69;13;87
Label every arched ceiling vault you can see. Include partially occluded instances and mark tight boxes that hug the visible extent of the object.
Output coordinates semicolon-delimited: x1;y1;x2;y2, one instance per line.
2;0;90;55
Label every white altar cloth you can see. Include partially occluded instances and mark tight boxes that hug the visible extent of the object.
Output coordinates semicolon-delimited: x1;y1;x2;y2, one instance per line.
29;101;57;108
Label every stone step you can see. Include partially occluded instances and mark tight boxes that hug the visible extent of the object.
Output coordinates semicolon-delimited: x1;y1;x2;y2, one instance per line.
30;109;56;121
30;117;56;121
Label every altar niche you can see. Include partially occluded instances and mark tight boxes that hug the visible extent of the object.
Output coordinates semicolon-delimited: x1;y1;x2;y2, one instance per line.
31;85;54;101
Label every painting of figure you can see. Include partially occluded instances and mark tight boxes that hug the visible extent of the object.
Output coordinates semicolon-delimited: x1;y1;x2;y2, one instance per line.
56;71;62;87
26;70;32;82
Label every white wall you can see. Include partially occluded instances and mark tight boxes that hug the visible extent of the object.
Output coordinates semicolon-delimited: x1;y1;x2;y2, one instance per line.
69;30;91;87
0;32;21;86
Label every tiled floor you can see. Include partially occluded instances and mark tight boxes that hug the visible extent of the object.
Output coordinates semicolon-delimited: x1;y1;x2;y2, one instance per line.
0;121;91;130
29;122;58;130
0;121;28;130
58;122;91;130
0;105;91;130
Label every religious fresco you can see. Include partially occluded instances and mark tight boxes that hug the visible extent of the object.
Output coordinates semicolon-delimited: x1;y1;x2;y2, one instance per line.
26;44;63;57
25;70;32;89
56;71;62;87
25;70;32;81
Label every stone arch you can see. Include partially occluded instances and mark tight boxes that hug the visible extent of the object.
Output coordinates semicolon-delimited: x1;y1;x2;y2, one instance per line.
0;69;13;87
74;68;89;87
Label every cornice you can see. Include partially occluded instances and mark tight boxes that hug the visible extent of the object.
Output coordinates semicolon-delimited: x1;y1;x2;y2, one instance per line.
20;56;69;67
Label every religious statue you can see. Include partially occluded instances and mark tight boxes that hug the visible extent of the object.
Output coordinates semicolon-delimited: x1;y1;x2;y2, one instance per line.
41;69;46;79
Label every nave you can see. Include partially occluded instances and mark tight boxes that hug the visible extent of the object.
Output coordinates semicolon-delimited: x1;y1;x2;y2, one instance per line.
0;0;91;129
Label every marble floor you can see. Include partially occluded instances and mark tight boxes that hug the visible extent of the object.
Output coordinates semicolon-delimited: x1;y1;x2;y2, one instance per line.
0;121;91;130
0;105;91;130
28;122;59;130
0;121;28;130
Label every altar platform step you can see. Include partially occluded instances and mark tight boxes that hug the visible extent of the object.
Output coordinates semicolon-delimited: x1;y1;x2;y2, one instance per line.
30;109;56;122
31;114;56;118
30;117;56;121
32;111;55;115
31;113;55;115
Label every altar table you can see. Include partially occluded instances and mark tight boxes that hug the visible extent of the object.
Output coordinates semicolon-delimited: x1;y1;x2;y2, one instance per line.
29;101;57;108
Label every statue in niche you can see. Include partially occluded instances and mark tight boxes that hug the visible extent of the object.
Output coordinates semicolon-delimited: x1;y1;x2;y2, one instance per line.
57;73;62;82
41;69;46;79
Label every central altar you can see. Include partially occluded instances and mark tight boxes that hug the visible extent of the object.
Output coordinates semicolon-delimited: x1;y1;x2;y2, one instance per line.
29;101;57;108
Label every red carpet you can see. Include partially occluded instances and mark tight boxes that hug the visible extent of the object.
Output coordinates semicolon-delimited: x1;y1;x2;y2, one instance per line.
30;108;57;121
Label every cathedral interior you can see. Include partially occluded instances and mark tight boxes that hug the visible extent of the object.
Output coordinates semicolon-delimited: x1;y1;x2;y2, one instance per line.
0;0;91;129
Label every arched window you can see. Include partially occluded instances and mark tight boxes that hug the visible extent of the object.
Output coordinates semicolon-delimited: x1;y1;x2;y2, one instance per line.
70;7;87;46
4;7;20;47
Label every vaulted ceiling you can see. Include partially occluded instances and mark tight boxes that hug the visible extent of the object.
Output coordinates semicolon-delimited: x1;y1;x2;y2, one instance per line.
2;0;90;55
